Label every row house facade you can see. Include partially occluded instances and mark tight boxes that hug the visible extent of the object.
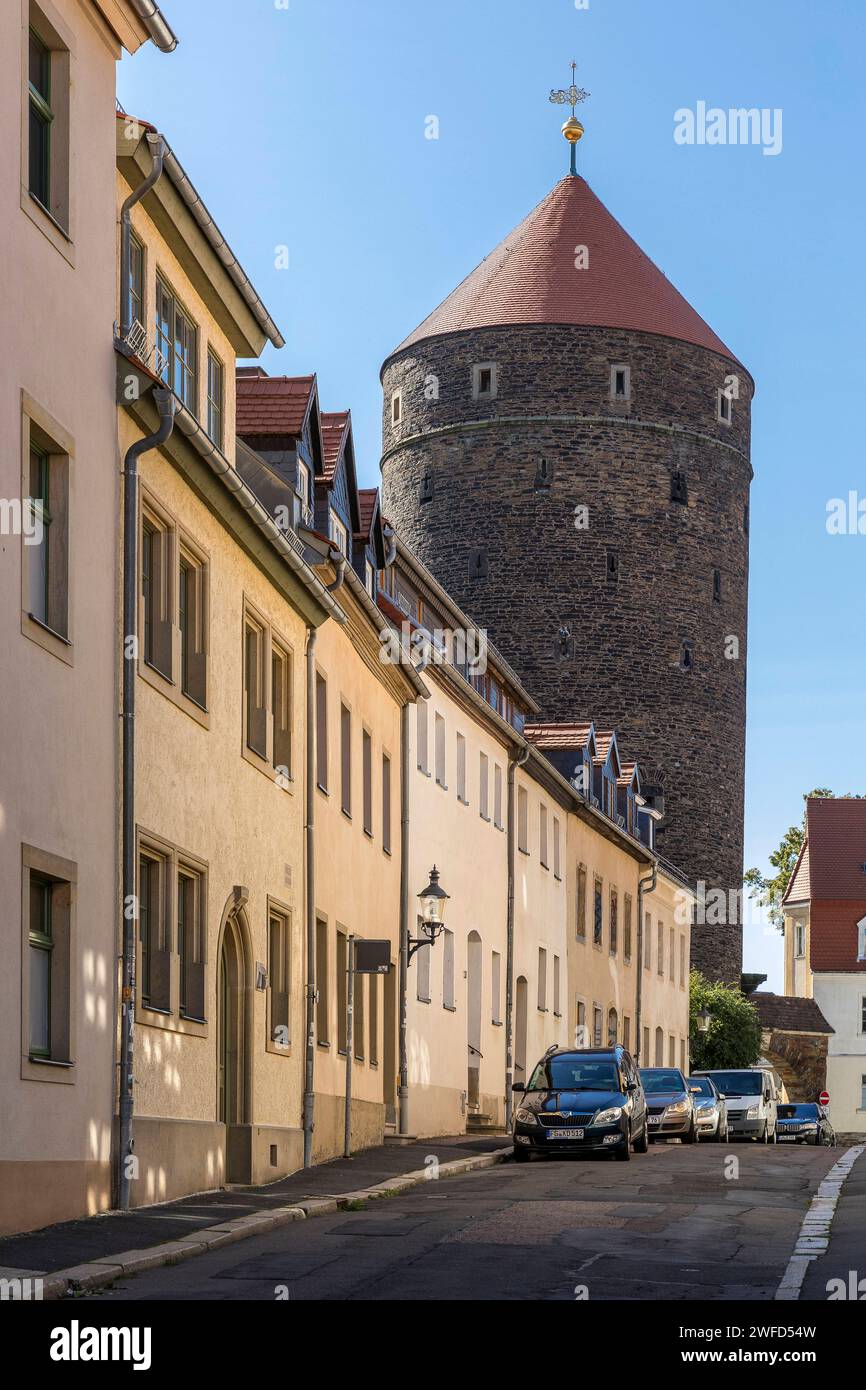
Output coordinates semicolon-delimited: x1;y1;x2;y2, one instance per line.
781;796;866;1133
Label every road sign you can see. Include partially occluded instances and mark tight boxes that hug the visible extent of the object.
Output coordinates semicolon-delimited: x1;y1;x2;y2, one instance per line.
354;939;392;974
818;1090;830;1107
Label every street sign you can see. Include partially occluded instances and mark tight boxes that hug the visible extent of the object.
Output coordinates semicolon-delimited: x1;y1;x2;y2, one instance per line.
818;1090;830;1107
354;939;392;974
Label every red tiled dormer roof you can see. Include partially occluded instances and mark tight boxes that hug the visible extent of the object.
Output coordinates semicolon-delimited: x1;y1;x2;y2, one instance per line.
617;761;639;787
389;175;742;364
356;488;379;541
236;373;315;438
782;840;811;907
524;722;594;750
803;797;866;900
320;411;350;484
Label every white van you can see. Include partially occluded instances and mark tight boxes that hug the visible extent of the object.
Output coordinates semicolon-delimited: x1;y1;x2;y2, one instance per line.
692;1067;778;1142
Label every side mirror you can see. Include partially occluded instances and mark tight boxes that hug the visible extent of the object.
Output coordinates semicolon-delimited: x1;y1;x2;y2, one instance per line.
512;1081;525;1093
763;1091;770;1102
689;1086;701;1094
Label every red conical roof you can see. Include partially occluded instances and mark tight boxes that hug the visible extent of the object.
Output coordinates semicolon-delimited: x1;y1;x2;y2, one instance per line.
391;175;738;363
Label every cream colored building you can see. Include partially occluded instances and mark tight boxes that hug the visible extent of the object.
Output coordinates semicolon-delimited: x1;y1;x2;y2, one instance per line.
0;0;175;1238
640;863;694;1075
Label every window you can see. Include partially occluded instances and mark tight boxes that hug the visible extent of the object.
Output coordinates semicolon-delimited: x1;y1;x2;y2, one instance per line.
268;908;290;1047
680;640;694;672
369;970;379;1065
156;277;198;412
861;996;866;1034
329;509;348;557
857;918;866;961
680;1039;686;1073
492;951;502;1024
480;752;490;820
861;1075;866;1111
553;818;561;879
671;469;688;505
128;233;144;331
382;753;392;854
679;935;686;988
576;999;587;1047
337;931;348;1053
456;733;466;802
644;913;652;971
316;673;328;791
610;889;618;955
517;785;528;850
416;699;429;774
494;764;503;828
642;1026;649;1064
713;568;722;603
593;1005;603;1048
28;28;52;210
434;712;446;787
141;513;170;677
340;704;352;816
794;922;806;958
206;350;224;449
25;861;72;1064
606;549;619;584
607;1007;618;1046
296;461;312;521
244;615;268;758
654;1027;664;1066
25;414;70;642
316;918;329;1044
416;923;431;1002
472;362;498;399
26;13;70;235
179;547;207;708
271;642;292;782
177;868;205;1021
354;950;365;1062
593;878;603;946
391;390;402;425
623;1016;631;1052
657;920;664;976
576;865;587;939
537;949;547;1010
624;894;633;962
540;804;549;867
443;929;455;1009
362;729;373;836
669;1035;676;1067
717;388;732;424
553;955;561;1017
670;928;676;984
139;851;170;1013
365;560;375;598
610;364;630;400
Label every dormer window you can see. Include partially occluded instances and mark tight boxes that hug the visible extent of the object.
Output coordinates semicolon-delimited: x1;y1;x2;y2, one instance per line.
717;388;732;425
610;364;630;401
391;389;402;426
472;363;498;400
858;917;866;962
296;461;312;518
795;922;806;959
329;509;348;557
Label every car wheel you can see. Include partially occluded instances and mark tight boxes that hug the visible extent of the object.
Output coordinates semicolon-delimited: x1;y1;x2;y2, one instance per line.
771;1125;778;1144
513;1145;531;1163
683;1119;698;1145
614;1128;632;1161
762;1122;770;1144
713;1118;724;1143
634;1123;649;1154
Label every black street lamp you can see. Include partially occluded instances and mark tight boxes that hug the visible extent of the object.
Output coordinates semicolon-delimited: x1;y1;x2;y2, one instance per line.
696;1007;713;1035
399;866;450;1137
408;866;449;961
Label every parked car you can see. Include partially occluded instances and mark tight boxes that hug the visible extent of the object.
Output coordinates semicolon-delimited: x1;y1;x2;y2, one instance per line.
640;1067;698;1143
687;1075;728;1142
776;1102;835;1145
512;1045;648;1162
692;1068;778;1142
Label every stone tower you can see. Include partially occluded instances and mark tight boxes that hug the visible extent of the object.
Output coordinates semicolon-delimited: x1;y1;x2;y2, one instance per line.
380;172;753;982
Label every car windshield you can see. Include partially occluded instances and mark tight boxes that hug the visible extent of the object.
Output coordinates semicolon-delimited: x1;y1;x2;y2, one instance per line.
702;1071;763;1096
778;1104;819;1120
641;1069;685;1094
688;1077;715;1097
527;1058;621;1092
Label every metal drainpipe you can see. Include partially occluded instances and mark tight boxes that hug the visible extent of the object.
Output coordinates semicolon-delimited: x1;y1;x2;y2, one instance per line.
635;862;658;1066
398;702;411;1134
505;744;530;1131
118;386;175;1210
303;626;318;1167
120;136;165;341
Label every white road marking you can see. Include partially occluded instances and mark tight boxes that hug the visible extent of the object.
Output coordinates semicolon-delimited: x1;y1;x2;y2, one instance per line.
774;1144;865;1301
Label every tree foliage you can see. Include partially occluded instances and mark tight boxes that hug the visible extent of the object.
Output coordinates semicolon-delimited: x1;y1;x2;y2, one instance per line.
689;971;762;1070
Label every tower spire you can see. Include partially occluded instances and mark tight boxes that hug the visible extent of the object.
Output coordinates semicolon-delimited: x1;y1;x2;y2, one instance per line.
549;60;589;175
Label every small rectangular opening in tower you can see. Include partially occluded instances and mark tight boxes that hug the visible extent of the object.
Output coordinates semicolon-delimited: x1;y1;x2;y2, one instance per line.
713;569;722;603
606;549;619;583
610;364;630;400
671;469;688;505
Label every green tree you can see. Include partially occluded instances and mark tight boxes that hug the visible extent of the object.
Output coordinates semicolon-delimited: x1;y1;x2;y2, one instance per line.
743;787;835;930
689;971;762;1070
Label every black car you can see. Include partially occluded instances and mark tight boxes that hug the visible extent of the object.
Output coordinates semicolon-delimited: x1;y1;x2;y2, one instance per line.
776;1102;835;1145
512;1045;648;1162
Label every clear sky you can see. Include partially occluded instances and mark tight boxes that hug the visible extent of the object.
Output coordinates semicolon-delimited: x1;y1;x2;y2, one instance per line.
118;0;866;990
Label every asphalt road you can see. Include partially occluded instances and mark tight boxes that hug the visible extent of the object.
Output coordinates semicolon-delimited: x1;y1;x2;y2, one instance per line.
90;1140;859;1302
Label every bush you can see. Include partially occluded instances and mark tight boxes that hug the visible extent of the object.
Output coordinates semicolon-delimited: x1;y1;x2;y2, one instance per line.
689;971;762;1070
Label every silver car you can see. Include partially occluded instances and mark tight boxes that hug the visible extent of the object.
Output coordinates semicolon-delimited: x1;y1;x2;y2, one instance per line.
688;1075;729;1142
640;1067;697;1143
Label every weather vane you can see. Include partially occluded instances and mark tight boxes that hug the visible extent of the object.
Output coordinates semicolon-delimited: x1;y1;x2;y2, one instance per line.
549;61;589;174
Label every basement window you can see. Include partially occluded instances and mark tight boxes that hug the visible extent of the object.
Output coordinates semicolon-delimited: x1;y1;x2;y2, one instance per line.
610;364;630;401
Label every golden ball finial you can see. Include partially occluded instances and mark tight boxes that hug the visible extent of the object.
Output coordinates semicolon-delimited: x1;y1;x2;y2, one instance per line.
561;115;584;144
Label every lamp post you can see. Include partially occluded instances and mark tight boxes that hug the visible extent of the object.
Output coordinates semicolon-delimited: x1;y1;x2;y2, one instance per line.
696;1007;713;1035
399;867;449;1135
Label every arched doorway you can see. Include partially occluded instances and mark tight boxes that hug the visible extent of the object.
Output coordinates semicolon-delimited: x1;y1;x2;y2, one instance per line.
467;932;482;1112
217;894;253;1182
515;976;528;1083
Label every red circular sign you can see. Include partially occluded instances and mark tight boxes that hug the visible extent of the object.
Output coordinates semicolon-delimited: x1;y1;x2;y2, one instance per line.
818;1091;830;1106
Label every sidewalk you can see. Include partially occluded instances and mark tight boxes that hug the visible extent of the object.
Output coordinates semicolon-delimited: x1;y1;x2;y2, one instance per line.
0;1133;509;1287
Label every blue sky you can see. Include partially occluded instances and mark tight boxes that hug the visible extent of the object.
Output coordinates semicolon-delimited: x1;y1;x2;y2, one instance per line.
119;0;866;989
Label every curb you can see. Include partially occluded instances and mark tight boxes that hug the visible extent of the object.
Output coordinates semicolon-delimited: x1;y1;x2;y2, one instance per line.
43;1145;512;1299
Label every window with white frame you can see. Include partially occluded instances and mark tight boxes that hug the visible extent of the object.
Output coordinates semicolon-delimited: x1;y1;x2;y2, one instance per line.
857;917;866;961
434;712;446;787
456;732;467;802
493;764;503;828
417;699;429;774
539;803;548;868
795;921;806;958
553;817;561;879
517;785;528;850
537;948;547;1010
479;752;490;820
553;955;561;1016
492;951;502;1024
391;389;402;425
329;509;348;557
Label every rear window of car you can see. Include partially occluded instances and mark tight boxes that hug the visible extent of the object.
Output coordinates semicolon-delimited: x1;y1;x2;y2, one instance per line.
700;1070;763;1096
640;1069;686;1094
527;1057;621;1092
778;1104;818;1120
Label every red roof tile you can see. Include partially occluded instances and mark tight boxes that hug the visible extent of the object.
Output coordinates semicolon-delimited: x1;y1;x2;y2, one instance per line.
810;902;866;974
782;840;811;906
320;411;350;484
391;176;740;362
804;797;866;900
749;993;834;1035
236;373;315;437
524;722;594;749
356;488;379;540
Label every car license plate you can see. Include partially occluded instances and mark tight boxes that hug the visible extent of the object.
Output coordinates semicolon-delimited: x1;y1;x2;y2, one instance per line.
648;1116;661;1125
546;1128;583;1140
